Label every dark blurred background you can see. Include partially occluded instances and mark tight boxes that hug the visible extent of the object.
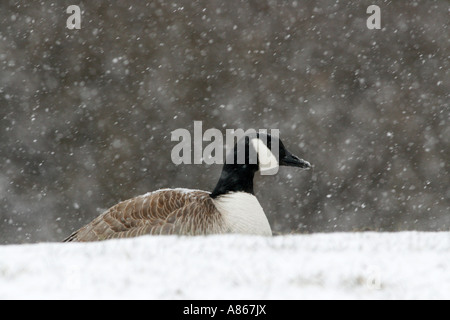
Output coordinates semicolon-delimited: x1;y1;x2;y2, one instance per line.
0;0;448;243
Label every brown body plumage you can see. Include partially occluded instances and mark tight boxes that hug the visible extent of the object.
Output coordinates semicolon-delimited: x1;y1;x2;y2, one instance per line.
64;189;226;242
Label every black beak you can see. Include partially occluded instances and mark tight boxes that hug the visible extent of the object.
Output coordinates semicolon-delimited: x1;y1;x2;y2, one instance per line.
280;153;312;169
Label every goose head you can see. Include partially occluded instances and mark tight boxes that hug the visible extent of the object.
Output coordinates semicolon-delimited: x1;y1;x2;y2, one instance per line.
211;133;311;198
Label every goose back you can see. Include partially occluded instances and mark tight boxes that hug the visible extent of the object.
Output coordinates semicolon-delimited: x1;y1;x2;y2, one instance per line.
64;189;226;242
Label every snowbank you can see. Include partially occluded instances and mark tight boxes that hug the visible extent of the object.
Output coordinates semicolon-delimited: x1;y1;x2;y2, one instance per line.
0;232;449;299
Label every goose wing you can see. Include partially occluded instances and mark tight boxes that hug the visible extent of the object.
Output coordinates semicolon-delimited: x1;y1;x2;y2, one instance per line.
63;189;221;242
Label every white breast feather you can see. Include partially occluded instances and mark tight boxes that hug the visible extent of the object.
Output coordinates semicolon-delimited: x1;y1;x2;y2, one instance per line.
213;192;272;236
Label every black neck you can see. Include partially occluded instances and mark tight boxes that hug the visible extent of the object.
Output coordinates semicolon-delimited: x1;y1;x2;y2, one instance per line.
210;164;258;198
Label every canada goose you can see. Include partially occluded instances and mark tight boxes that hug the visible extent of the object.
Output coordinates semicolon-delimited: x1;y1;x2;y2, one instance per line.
64;133;311;242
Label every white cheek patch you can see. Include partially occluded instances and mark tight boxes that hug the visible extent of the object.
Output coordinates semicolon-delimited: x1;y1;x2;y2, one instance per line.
251;138;279;176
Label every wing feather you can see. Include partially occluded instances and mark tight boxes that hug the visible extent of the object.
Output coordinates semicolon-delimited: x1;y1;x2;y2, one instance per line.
63;190;223;242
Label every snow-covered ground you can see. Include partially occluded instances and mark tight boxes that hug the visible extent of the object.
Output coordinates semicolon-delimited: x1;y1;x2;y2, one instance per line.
0;232;449;300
